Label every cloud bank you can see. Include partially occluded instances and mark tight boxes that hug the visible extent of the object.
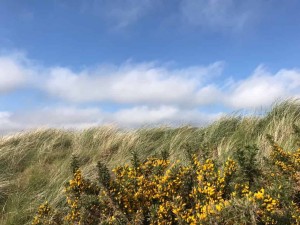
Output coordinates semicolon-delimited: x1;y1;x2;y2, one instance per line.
43;62;300;109
0;106;222;135
46;62;224;105
0;53;300;134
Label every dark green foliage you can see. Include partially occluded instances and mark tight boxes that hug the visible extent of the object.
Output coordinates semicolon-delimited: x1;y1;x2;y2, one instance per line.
97;162;110;188
234;145;261;188
131;150;140;170
160;149;170;161
293;124;300;147
184;143;196;165
71;154;80;174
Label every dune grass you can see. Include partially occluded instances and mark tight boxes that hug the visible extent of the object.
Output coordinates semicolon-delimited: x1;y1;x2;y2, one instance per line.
0;100;299;224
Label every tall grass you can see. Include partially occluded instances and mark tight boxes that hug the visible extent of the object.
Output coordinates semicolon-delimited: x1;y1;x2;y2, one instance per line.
0;100;299;224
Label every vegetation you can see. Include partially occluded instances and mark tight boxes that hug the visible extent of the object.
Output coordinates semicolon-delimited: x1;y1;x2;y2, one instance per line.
32;143;300;224
0;100;299;224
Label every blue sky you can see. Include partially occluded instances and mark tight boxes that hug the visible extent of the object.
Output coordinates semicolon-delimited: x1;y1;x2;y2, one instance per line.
0;0;300;134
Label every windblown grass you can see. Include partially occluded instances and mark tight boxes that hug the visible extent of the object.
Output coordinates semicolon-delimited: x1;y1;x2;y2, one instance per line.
0;100;299;224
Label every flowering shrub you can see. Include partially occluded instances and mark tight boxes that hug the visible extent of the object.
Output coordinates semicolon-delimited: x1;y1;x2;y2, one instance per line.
32;142;300;225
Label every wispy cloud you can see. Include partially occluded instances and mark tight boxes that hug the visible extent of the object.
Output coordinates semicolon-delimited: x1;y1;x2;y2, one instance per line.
78;0;265;31
81;0;159;28
180;0;262;31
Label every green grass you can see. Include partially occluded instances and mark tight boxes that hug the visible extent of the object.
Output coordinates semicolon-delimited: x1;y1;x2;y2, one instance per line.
0;99;299;224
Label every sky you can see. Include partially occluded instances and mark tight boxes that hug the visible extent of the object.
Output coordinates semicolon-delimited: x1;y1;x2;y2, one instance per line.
0;0;300;134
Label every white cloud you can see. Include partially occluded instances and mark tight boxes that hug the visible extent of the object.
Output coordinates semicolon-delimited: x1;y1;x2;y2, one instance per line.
0;84;227;133
0;53;31;92
1;52;300;135
195;85;223;105
46;61;300;110
0;106;223;135
277;69;300;90
226;66;300;109
0;111;21;134
0;107;104;135
111;105;178;127
17;107;104;128
45;61;224;105
180;0;260;31
111;105;223;127
1;52;300;111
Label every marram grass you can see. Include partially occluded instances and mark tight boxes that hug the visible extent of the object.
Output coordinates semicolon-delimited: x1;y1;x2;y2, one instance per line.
0;100;299;224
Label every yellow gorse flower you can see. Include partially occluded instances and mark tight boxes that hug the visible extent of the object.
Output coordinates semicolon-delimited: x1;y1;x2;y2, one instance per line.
32;144;300;225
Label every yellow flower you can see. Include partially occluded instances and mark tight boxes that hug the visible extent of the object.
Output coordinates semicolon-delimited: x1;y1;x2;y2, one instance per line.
215;204;222;212
254;189;264;200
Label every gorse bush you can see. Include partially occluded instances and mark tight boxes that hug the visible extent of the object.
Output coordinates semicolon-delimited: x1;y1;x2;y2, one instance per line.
234;145;261;188
32;141;300;225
